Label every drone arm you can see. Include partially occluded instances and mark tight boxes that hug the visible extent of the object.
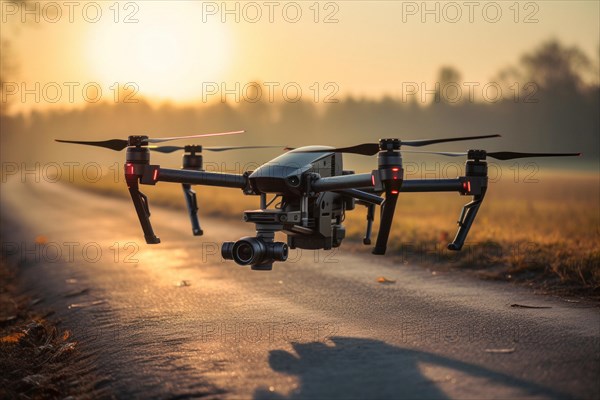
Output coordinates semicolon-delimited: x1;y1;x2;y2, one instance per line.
334;189;384;205
156;168;248;189
311;173;374;192
399;179;464;192
398;177;487;251
128;166;248;242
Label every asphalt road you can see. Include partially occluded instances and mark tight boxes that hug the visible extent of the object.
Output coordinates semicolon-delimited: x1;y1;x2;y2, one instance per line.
1;177;598;399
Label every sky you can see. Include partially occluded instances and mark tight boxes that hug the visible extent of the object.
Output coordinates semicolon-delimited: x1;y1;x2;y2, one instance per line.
1;0;599;113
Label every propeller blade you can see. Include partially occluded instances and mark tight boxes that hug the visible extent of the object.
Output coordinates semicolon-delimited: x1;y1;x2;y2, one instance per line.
204;145;282;152
150;145;282;153
401;134;501;147
330;143;381;155
147;130;245;143
55;138;129;151
293;143;380;155
401;150;467;157
149;146;184;154
486;151;581;160
290;134;500;156
400;150;581;160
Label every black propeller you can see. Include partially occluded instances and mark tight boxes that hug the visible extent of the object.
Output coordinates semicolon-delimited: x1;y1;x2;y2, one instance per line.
150;145;283;154
401;150;581;160
55;130;245;151
291;134;501;155
55;138;130;151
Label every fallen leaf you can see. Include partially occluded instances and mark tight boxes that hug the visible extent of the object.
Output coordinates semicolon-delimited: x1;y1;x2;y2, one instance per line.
376;277;396;284
34;235;48;244
510;304;552;309
68;300;106;309
485;348;515;354
0;332;25;343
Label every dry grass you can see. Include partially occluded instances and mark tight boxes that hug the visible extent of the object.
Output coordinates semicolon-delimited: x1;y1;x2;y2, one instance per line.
65;171;600;294
0;258;102;399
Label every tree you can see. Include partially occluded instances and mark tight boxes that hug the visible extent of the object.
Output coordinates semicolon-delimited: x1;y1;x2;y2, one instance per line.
520;39;593;94
435;66;462;104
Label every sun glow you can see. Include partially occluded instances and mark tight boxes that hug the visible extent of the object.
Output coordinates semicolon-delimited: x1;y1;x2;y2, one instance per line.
85;3;232;102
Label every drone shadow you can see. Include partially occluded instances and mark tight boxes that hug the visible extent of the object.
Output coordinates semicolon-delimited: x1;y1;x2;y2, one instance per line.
253;336;564;400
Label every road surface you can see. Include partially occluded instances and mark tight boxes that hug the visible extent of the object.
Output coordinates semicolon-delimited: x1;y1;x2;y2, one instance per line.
1;177;598;399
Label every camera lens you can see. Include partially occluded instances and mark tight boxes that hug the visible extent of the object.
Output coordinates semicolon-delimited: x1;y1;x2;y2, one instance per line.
235;242;254;264
226;237;288;267
232;237;265;266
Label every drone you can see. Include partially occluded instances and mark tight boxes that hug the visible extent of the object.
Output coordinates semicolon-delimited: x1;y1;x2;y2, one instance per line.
56;131;580;270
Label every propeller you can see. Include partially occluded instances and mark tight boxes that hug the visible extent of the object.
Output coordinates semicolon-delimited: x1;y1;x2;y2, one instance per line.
290;134;501;155
150;145;283;154
400;150;581;160
55;138;130;151
55;130;245;151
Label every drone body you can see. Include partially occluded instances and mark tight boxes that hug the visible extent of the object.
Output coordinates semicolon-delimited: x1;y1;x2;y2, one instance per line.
56;132;580;271
247;148;347;251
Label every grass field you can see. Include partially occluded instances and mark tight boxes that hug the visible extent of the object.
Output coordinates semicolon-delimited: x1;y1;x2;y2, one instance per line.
65;170;599;294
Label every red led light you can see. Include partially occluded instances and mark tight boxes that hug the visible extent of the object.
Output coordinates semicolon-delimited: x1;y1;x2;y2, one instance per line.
153;168;159;181
392;167;399;172
390;190;399;195
371;174;375;186
462;181;471;192
126;163;134;175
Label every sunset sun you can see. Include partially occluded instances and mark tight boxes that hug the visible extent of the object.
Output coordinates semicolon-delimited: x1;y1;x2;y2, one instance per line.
85;3;231;101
